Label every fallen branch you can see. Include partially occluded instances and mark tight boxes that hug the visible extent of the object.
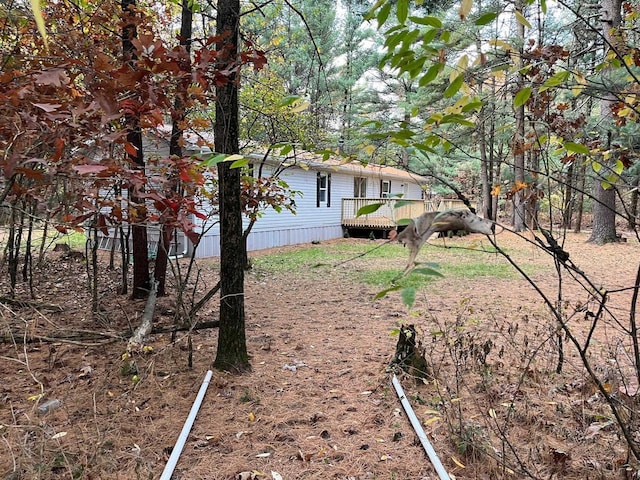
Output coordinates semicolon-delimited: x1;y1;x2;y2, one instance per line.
128;280;158;351
0;296;63;312
188;281;220;318
0;321;220;345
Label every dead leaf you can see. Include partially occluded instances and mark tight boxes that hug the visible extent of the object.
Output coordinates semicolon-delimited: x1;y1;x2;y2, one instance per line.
50;431;67;439
32;102;62;112
255;452;271;458
78;365;93;378
33;68;69;86
585;421;614;440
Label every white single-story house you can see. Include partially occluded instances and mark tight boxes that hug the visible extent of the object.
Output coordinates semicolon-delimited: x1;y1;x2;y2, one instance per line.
95;131;438;258
191;152;435;257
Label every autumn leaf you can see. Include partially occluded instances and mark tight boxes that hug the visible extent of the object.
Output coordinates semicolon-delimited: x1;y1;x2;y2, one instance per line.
459;0;472;20
30;0;49;53
125;142;139;157
33;68;69;87
73;165;110;175
490;184;502;196
32;103;62;112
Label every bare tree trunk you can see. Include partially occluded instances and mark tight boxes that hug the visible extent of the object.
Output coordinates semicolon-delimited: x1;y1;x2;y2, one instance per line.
155;0;193;296
588;0;622;244
574;161;586;233
213;0;250;372
476;37;493;221
630;173;639;230
513;0;527;231
122;0;150;297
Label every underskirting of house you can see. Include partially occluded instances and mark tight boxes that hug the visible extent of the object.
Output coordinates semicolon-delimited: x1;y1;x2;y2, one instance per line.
194;225;344;258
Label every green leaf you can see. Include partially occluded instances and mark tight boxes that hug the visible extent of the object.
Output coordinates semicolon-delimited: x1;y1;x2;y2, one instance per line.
377;1;392;28
393;200;413;208
592;161;601;173
408;15;442;28
539;71;570;91
444;73;464;98
514;87;531;108
357;203;384;216
613;159;625;175
419;63;442;87
564;141;590;155
461;100;484;112
422;28;438;45
540;0;547;14
364;0;386;21
230;158;249;169
475;11;498;25
374;285;401;300
401;287;416;309
514;10;531;29
278;95;302;107
440;114;475;127
199;153;227;166
279;144;293;156
412;267;444;277
396;217;411;226
396;0;409;24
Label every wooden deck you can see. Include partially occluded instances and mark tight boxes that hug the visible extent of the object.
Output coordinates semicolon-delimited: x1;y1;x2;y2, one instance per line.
341;198;479;230
341;198;437;230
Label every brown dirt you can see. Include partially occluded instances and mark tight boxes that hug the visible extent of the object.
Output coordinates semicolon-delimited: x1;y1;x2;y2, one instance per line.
1;230;640;480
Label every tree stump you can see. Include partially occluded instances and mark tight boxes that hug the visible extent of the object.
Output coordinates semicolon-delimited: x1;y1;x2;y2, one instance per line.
389;324;430;380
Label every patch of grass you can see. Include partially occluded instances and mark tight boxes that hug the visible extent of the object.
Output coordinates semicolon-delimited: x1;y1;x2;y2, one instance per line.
53;231;87;250
251;246;334;273
441;261;521;278
252;241;399;273
252;239;536;285
360;266;441;289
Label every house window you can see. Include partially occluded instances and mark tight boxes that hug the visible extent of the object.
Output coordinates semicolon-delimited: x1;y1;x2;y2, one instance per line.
317;172;331;207
380;180;391;198
354;177;367;198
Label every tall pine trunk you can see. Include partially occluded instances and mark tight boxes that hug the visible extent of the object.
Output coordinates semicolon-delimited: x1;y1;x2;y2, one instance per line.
588;0;621;243
213;0;250;372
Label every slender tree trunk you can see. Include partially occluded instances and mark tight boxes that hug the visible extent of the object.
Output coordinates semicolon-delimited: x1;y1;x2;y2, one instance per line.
122;0;150;297
155;0;193;296
513;0;527;231
574;161;586;233
213;0;250;372
630;173;639;230
588;0;622;244
561;162;574;228
476;36;493;221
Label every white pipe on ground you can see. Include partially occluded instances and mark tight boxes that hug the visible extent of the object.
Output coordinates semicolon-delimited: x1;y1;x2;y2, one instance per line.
392;374;451;480
160;370;213;480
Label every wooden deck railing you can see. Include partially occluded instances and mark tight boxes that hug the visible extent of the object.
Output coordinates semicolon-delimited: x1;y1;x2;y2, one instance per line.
341;198;437;229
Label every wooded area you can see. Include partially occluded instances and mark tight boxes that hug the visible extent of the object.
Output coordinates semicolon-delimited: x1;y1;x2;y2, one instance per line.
2;0;640;478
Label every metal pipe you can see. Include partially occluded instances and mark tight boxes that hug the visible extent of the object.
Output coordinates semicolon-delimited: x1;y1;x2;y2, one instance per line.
160;370;213;480
391;374;451;480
